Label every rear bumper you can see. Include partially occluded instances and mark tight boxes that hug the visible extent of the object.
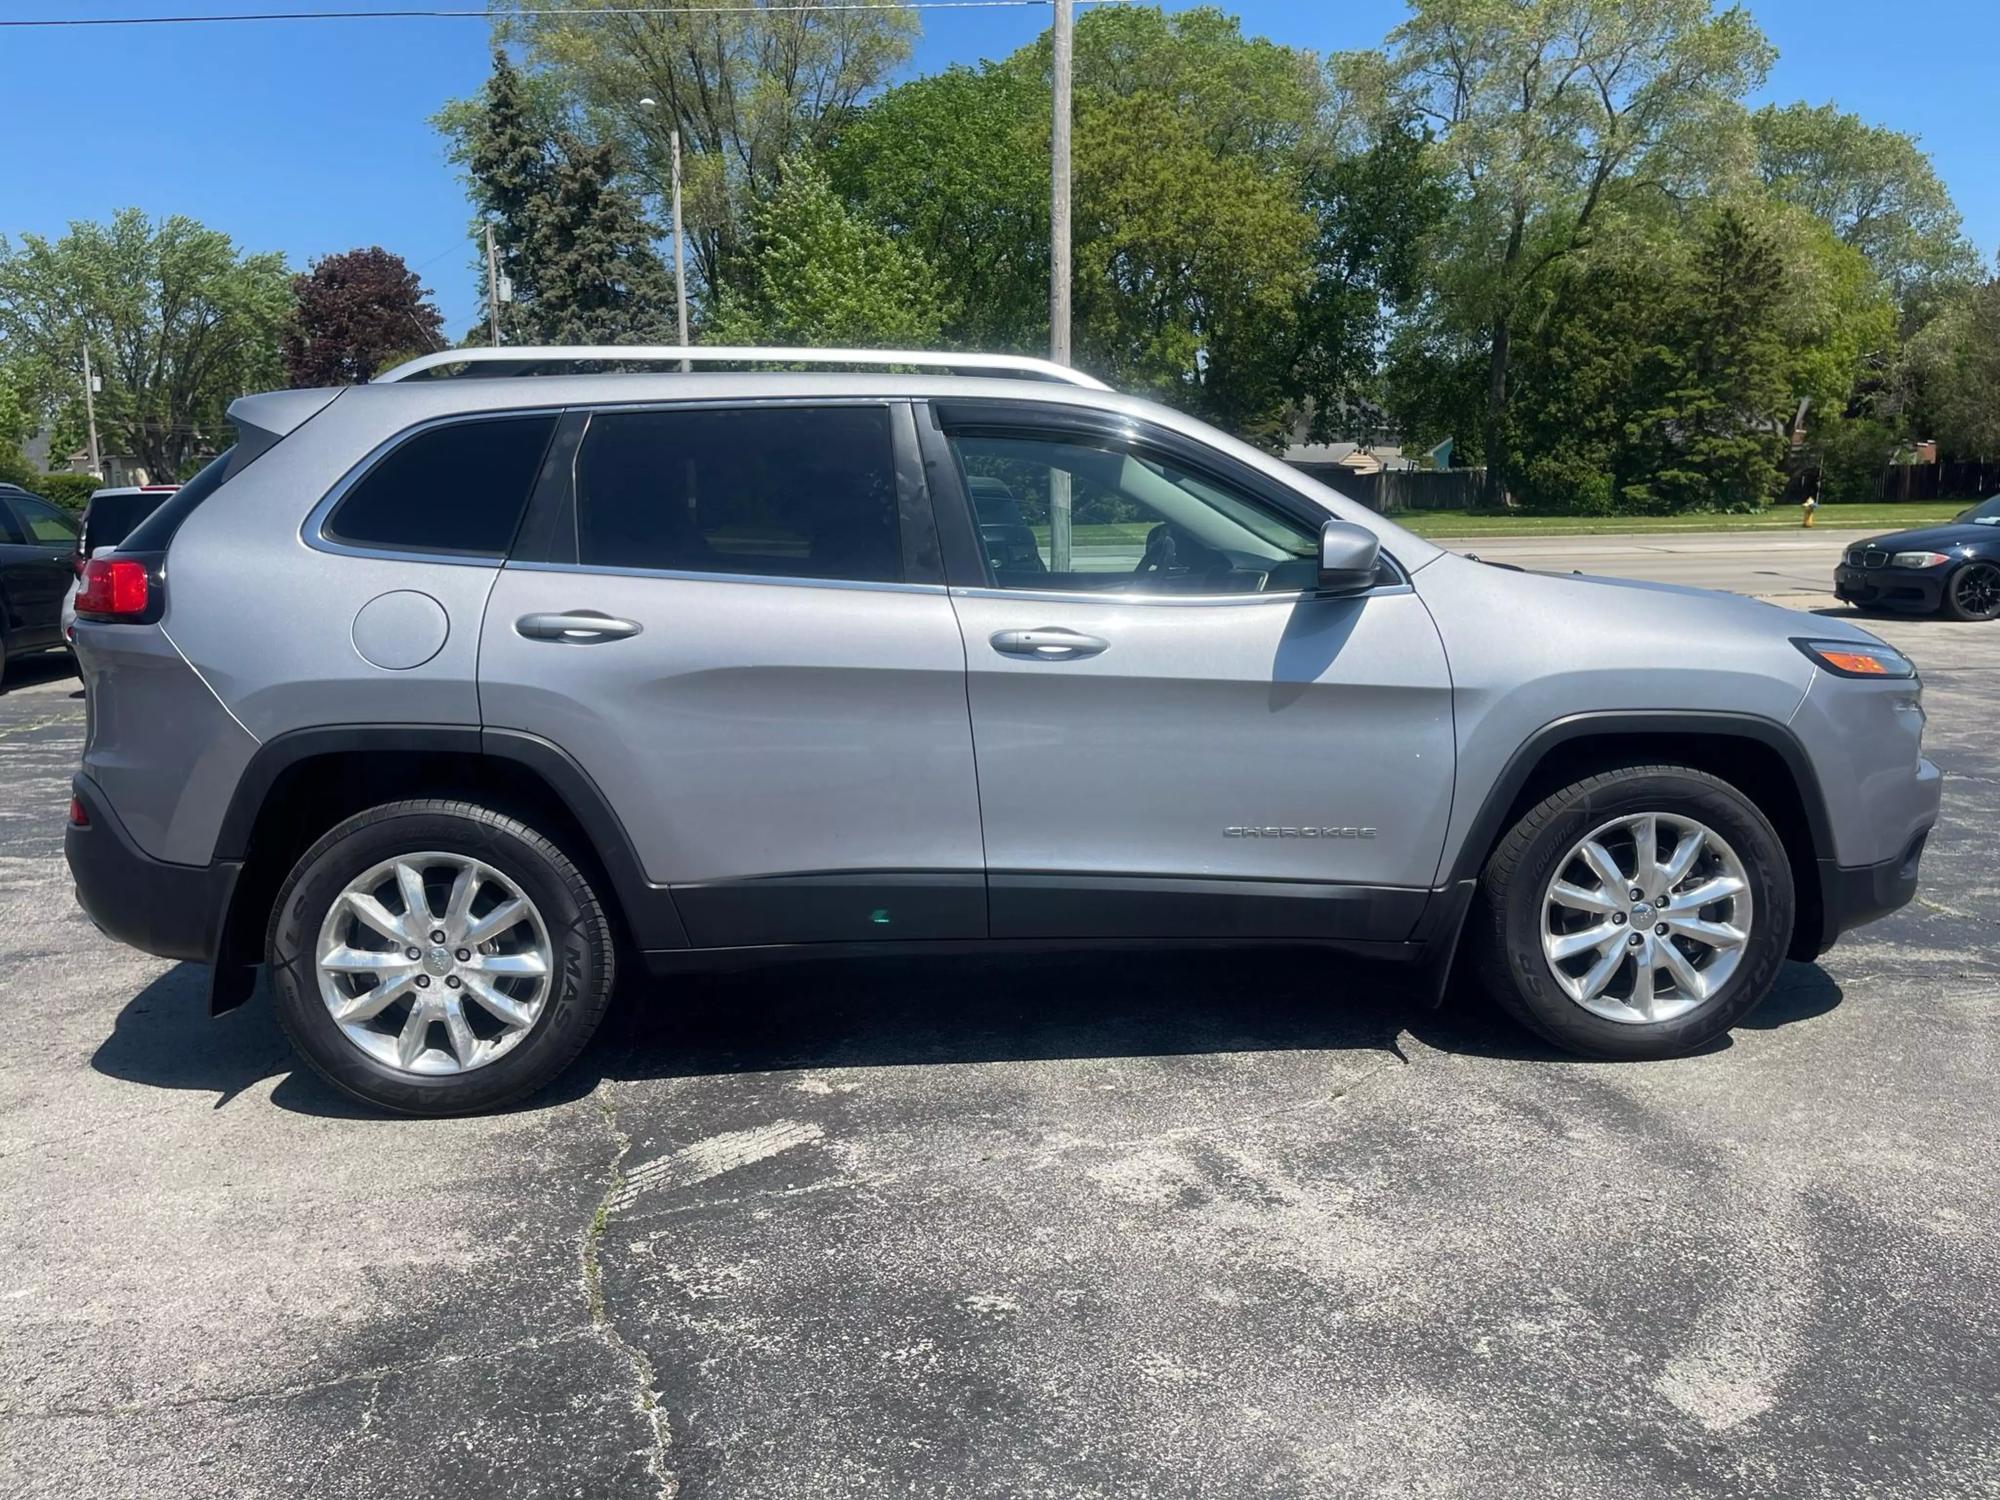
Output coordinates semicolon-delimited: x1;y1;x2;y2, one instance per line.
1834;564;1944;612
66;774;238;964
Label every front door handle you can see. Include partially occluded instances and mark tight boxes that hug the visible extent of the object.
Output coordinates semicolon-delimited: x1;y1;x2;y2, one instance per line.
990;627;1108;660
516;610;643;643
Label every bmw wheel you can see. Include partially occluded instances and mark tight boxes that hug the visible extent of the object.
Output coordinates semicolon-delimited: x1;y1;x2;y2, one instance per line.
1943;561;2000;622
267;799;614;1115
1472;766;1795;1059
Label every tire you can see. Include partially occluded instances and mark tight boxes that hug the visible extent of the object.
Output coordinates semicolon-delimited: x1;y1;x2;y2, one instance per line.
1942;561;2000;622
1471;766;1794;1060
267;799;615;1115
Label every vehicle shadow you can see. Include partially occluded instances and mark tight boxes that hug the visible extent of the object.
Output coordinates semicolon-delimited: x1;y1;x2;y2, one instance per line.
594;946;1414;1086
0;651;79;695
88;962;602;1118
88;950;1847;1118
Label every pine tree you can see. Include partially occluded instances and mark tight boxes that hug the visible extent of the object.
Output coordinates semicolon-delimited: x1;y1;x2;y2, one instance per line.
465;50;549;336
462;50;672;344
528;135;676;345
1629;208;1792;512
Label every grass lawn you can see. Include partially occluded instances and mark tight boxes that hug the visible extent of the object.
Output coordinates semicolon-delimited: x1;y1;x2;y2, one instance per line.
1027;522;1157;547
1395;501;1972;539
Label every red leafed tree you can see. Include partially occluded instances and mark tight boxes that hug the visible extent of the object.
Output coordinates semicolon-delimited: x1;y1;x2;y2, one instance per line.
283;247;445;386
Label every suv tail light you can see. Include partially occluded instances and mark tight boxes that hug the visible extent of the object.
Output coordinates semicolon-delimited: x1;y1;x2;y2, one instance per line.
75;557;154;621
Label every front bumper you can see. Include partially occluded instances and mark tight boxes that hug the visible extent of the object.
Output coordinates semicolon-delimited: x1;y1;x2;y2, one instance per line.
1806;754;1939;956
1834;563;1945;612
66;774;238;964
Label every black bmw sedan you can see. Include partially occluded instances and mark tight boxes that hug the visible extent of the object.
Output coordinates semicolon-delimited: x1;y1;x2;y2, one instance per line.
1835;495;2000;621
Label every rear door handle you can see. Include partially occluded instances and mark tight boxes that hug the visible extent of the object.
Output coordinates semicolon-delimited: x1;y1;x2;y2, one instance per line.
990;627;1108;659
516;610;643;643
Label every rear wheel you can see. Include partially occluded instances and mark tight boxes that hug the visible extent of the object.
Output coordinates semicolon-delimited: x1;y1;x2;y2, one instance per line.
267;799;614;1115
1472;766;1794;1059
1942;561;2000;622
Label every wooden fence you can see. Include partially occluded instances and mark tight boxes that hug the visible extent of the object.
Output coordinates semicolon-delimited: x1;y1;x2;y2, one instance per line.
1285;464;1486;514
1878;459;1996;504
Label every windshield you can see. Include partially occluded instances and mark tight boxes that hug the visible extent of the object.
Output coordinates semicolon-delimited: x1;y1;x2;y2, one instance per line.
1958;495;2000;525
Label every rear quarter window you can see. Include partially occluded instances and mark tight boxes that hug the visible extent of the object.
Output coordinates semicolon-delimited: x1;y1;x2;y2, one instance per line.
323;414;557;557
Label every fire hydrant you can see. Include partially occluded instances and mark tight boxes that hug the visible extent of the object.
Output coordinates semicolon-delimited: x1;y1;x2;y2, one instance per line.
1801;493;1818;528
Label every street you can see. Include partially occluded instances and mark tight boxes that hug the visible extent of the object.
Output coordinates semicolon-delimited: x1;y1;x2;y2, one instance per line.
2;541;1996;1499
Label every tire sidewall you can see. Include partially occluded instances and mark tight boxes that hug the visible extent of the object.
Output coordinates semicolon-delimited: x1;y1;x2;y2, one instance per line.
1496;772;1794;1059
1944;561;2000;622
267;805;610;1115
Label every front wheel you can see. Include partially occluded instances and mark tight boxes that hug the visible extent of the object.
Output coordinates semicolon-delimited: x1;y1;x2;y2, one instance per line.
266;799;615;1115
1471;766;1794;1059
1942;561;2000;622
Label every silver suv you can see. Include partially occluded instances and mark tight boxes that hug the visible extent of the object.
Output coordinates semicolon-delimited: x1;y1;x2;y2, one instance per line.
66;348;1941;1115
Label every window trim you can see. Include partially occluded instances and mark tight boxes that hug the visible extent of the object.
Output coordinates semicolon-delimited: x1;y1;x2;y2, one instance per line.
513;396;941;591
920;398;1409;604
305;408;562;566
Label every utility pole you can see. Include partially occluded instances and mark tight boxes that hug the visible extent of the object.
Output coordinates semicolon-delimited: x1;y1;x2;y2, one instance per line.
1050;0;1072;368
80;340;102;478
671;127;690;371
484;222;503;347
1048;0;1075;570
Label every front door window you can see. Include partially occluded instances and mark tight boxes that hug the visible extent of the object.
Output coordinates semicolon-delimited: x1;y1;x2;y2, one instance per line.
948;433;1321;595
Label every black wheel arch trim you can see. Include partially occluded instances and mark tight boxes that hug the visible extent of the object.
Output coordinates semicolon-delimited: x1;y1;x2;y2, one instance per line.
1446;709;1834;890
212;723;689;983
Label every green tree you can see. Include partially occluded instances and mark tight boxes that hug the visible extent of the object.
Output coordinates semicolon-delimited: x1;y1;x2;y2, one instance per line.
1906;274;2000;459
0;210;290;478
1751;101;1978;321
826;64;1049;350
0;361;34;459
1503;205;1851;515
1358;0;1773;483
831;6;1336;444
1625;207;1793;512
487;0;915;299
456;50;675;344
1292;117;1451;443
704;156;947;347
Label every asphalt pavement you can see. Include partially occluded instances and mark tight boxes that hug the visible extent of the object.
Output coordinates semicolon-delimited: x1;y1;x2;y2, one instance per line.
2;542;1996;1499
1428;526;1874;599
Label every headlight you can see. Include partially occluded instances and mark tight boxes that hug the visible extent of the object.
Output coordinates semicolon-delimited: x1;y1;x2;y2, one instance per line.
1793;638;1916;679
1891;550;1950;568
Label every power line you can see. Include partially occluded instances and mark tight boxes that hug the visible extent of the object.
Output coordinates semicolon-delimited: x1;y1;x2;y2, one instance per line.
1;1;1128;27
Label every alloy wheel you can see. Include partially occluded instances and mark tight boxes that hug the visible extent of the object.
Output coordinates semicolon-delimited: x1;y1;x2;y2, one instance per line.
1951;562;2000;620
1540;812;1753;1025
314;851;553;1074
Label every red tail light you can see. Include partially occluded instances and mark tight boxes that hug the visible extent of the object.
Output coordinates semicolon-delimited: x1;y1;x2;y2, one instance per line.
75;557;152;620
68;797;90;828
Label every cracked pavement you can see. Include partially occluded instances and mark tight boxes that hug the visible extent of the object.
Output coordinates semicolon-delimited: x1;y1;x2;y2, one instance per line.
2;591;1997;1498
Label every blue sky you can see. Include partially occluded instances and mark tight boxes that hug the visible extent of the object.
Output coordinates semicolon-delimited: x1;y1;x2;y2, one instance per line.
2;0;1994;336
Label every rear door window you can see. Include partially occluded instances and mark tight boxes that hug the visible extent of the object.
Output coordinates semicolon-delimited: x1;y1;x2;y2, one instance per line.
572;405;902;584
324;413;557;557
7;496;80;545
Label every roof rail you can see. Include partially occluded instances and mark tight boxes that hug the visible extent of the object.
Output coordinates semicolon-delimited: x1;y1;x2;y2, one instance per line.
371;345;1110;390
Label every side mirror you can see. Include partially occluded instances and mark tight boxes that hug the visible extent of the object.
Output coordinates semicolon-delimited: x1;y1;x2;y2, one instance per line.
1318;518;1381;595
